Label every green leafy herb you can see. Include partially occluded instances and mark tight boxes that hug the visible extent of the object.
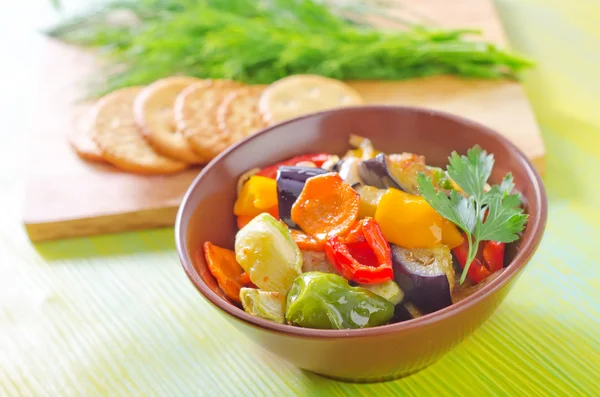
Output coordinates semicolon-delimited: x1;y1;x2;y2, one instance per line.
417;145;528;283
45;0;534;97
487;173;516;198
447;146;494;202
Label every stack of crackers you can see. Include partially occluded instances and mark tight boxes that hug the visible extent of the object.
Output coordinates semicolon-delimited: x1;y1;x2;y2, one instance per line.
69;74;365;175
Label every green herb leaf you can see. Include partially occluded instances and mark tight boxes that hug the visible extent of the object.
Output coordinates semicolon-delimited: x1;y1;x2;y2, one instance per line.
417;174;476;234
447;145;494;202
485;172;515;201
418;147;528;284
499;173;515;195
45;0;535;98
477;194;528;242
453;192;478;234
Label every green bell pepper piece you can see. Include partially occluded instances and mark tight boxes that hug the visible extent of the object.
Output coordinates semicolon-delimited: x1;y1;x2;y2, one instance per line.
285;272;394;330
235;213;302;295
239;288;285;324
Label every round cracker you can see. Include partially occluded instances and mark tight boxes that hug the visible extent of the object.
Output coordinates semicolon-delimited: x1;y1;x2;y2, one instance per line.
68;106;106;163
174;79;245;159
93;87;188;175
259;74;364;124
216;85;268;154
134;76;208;164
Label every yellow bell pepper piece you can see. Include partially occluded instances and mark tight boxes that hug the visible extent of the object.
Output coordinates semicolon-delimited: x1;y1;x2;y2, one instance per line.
234;176;278;217
374;188;462;249
440;218;463;248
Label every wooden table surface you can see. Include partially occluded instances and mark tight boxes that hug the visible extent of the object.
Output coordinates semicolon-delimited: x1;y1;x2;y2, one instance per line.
2;0;599;395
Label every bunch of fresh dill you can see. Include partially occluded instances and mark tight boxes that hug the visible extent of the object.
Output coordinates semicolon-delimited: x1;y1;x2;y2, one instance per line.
47;0;534;97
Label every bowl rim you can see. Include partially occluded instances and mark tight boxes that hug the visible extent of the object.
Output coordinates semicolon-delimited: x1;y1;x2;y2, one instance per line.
175;105;548;339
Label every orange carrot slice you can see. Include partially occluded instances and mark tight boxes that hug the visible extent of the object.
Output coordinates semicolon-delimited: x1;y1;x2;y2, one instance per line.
291;173;360;241
291;229;325;251
203;242;244;303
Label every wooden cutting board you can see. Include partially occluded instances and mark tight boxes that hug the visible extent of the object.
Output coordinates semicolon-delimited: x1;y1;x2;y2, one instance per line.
23;0;544;242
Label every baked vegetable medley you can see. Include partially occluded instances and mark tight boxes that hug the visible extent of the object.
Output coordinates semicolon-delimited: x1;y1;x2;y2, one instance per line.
203;136;528;329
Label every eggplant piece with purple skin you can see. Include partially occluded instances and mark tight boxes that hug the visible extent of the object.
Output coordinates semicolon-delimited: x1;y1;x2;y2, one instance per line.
358;153;403;190
390;244;454;314
358;152;432;195
276;166;328;228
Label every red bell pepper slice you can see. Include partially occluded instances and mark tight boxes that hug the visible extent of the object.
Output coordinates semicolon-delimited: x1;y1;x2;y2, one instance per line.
324;218;393;284
256;153;331;179
483;241;505;272
453;236;505;284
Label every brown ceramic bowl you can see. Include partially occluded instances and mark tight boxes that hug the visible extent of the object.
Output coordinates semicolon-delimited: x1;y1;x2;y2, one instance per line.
175;106;547;382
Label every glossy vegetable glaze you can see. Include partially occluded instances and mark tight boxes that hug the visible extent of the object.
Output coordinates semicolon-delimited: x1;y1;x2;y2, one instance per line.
176;106;547;381
286;272;394;330
219;134;523;329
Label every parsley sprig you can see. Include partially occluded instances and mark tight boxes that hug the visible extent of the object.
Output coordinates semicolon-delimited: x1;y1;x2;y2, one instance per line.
417;145;528;283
